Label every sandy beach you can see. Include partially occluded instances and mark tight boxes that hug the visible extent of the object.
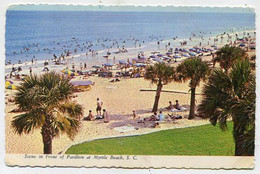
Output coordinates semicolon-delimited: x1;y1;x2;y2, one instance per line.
5;75;209;154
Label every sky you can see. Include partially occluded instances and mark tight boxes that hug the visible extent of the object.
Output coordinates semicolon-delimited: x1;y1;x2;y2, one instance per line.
8;4;255;13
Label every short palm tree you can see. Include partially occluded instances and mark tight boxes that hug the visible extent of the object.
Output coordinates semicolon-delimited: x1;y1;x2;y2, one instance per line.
176;58;210;119
12;71;83;154
198;58;255;156
213;45;246;72
144;62;174;112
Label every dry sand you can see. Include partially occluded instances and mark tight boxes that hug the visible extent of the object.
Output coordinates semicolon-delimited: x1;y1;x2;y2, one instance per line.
5;64;211;154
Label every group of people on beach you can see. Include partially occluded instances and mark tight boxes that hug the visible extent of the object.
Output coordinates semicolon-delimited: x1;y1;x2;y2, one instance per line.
83;98;110;123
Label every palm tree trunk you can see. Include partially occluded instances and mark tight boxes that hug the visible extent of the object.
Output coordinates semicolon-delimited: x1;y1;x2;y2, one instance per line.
41;116;54;154
152;83;163;112
233;121;245;156
188;87;196;119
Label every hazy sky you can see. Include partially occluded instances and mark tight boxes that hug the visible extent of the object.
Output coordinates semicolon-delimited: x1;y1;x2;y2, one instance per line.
8;4;254;13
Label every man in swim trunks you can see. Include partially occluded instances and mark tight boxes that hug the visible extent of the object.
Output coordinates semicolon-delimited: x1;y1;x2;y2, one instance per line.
96;98;103;116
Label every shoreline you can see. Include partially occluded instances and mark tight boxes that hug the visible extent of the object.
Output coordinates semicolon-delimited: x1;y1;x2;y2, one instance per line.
5;29;255;76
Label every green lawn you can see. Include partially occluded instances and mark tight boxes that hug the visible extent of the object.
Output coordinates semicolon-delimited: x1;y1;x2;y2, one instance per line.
66;122;235;156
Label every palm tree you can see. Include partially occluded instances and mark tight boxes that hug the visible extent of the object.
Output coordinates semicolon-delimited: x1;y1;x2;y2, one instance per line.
12;71;83;154
198;58;255;156
176;58;210;119
213;45;246;72
144;62;174;112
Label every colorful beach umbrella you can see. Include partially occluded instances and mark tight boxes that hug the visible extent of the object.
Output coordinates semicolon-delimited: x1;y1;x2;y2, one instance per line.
5;80;14;87
150;55;157;58
69;72;79;77
62;69;72;74
5;84;17;90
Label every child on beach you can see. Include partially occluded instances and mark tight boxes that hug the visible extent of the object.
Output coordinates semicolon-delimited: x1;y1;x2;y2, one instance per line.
132;110;136;119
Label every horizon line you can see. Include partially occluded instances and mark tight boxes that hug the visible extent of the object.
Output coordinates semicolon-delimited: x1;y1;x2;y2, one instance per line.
7;5;255;14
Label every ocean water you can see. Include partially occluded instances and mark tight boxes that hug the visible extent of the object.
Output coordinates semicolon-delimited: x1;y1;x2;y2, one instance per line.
5;10;255;65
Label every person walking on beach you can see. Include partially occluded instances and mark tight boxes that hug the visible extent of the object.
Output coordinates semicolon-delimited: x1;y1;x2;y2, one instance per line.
96;98;103;116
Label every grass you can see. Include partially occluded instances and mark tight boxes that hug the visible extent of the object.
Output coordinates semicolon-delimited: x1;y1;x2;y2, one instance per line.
66;122;235;156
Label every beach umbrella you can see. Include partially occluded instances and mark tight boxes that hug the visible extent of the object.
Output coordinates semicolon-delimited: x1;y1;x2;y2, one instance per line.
103;55;109;58
189;52;197;56
103;63;114;67
70;80;92;86
139;56;147;59
189;48;196;52
150;55;157;58
182;49;189;52
165;52;172;55
174;51;180;54
182;54;190;58
5;80;14;87
136;59;145;63
69;72;79;76
118;60;128;65
92;65;101;69
162;56;171;60
5;84;17;90
157;53;164;57
153;58;164;63
173;55;181;58
62;69;72;74
134;63;146;67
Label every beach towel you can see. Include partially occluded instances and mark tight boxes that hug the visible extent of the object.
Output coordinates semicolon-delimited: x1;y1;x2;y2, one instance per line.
170;107;187;112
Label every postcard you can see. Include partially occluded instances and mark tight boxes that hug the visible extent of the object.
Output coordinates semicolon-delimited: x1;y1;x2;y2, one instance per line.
4;4;256;169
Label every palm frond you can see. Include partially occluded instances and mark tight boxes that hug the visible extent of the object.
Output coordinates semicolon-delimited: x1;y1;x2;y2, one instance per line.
12;110;45;135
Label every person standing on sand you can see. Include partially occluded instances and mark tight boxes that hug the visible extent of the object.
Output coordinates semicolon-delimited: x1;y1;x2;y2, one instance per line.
96;98;103;116
132;110;136;119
